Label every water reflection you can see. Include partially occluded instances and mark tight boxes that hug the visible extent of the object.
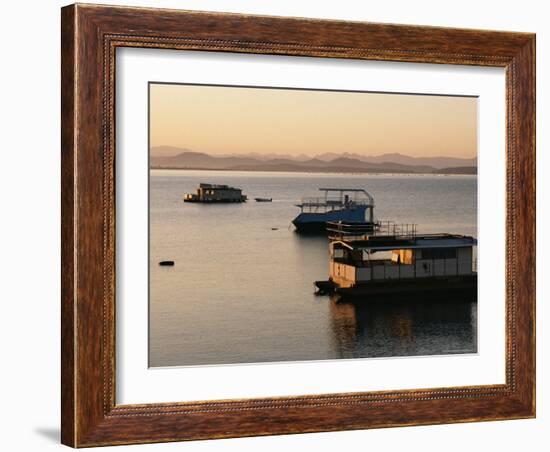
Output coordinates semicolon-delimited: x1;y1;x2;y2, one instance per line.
328;297;477;359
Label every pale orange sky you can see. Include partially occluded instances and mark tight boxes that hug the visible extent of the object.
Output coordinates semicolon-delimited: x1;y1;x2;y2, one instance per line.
149;83;477;158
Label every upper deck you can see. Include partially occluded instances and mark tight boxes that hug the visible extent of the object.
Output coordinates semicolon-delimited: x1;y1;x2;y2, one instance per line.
296;188;374;212
327;220;418;241
327;221;477;251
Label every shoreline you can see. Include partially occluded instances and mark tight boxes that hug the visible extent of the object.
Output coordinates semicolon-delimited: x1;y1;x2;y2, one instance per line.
149;166;477;176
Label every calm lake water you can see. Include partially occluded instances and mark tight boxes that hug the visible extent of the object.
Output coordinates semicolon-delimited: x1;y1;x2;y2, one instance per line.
149;170;477;367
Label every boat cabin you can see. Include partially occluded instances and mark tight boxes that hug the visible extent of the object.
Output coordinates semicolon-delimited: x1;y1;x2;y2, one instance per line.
327;223;476;290
292;188;376;233
296;188;374;221
184;183;247;203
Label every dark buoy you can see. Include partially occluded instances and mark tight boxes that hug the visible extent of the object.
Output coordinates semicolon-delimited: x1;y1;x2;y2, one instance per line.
159;260;175;266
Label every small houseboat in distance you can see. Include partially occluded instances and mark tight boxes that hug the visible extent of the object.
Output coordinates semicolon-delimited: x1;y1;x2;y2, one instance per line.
315;221;477;300
183;183;247;203
292;188;376;233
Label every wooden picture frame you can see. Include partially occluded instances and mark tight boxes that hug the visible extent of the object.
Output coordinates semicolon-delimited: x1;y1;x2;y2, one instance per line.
61;3;535;447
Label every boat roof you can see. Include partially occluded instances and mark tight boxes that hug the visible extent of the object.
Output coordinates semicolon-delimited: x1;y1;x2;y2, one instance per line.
199;183;240;190
318;188;369;192
333;234;477;251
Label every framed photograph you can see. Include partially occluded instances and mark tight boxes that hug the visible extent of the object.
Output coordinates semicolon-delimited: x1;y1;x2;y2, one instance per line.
61;4;535;447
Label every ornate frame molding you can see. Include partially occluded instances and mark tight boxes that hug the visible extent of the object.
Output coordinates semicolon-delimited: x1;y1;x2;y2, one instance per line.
61;4;535;447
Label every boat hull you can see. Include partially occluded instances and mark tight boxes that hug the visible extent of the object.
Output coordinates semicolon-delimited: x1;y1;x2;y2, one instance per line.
292;220;330;234
315;274;477;300
183;197;246;203
292;207;372;234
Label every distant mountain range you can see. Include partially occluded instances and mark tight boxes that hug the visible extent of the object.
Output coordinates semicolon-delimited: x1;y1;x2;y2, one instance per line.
150;146;477;175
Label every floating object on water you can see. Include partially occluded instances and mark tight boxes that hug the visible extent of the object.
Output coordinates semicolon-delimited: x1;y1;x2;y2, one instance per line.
315;221;477;300
292;188;376;234
183;183;247;203
271;227;278;231
255;197;272;202
159;260;175;266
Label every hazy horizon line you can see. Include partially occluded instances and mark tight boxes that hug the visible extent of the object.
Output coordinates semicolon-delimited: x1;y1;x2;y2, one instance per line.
150;145;477;160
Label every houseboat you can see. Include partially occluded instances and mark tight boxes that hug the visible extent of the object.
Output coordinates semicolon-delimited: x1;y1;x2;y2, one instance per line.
315;221;477;300
292;188;376;233
183;183;247;203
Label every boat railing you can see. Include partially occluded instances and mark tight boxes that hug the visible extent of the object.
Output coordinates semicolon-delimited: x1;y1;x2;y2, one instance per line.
327;220;417;240
299;196;373;207
375;220;418;238
327;222;380;241
326;221;377;238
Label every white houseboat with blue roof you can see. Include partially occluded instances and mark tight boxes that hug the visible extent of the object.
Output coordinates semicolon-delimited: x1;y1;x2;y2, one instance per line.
292;188;376;233
315;221;477;299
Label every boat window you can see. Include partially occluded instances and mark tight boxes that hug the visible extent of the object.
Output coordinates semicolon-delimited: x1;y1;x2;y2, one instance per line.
332;249;345;259
364;250;393;261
